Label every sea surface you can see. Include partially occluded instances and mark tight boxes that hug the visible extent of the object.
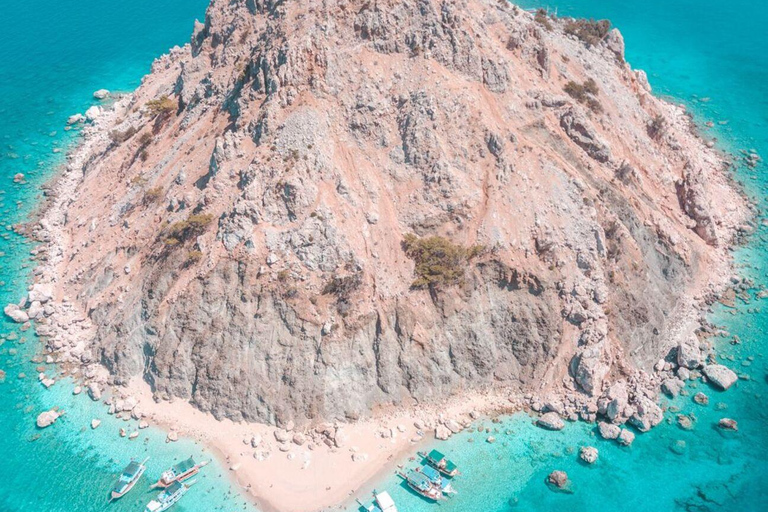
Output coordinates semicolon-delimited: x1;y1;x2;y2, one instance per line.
0;1;765;512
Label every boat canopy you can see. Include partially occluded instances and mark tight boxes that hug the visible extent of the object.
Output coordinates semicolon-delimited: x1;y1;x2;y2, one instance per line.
375;491;397;512
164;481;183;496
173;457;196;474
420;465;441;481
123;461;142;477
427;450;445;462
407;470;432;490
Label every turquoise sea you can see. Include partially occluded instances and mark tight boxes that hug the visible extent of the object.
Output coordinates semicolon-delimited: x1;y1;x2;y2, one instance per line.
0;1;765;511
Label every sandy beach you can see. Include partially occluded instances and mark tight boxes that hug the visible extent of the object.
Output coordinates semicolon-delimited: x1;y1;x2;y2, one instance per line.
127;378;515;512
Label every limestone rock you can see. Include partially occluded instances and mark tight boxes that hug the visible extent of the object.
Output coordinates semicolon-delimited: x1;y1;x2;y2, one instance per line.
630;397;663;432
579;446;598;464
435;425;451;440
93;89;110;100
546;470;569;490
718;418;738;431
677;336;704;369
91;419;101;429
4;304;28;323
703;364;738;390
617;429;635;446
36;409;60;428
597;421;621;440
537;412;565;431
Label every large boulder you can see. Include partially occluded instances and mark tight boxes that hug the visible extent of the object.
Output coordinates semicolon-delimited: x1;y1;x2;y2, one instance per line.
537;412;565;431
597;421;621;440
629;397;663;432
27;284;54;304
661;378;685;398
677;337;704;369
546;470;570;491
580;446;598;464
85;106;102;122
618;429;635;446
87;383;102;401
4;304;28;323
36;409;60;428
435;425;451;440
93;89;110;100
703;365;738;390
570;345;608;396
604;28;625;61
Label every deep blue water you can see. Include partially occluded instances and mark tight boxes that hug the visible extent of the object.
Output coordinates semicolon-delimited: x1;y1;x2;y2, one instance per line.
1;0;766;511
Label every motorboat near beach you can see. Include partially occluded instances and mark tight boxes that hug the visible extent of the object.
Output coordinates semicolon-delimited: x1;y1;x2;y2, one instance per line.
152;456;208;488
416;465;457;495
356;490;399;512
145;480;195;512
110;457;149;500
397;469;445;501
419;450;459;477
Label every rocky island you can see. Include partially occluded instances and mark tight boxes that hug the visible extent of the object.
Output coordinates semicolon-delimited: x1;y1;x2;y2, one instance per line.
15;0;751;510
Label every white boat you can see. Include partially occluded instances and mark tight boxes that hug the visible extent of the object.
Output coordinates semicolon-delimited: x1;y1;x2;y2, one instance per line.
357;490;398;512
144;480;194;512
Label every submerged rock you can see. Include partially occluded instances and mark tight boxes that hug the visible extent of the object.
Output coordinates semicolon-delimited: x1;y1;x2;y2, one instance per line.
3;304;28;323
617;429;635;446
718;418;738;431
546;470;571;492
670;439;687;455
693;392;709;406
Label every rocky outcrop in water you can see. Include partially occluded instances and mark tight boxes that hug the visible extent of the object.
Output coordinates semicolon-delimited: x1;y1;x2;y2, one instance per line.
30;0;749;427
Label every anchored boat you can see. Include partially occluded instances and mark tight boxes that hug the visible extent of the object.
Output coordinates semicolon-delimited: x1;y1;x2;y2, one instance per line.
419;450;459;477
145;480;194;512
416;465;456;495
356;490;399;512
110;457;149;501
397;469;445;501
152;457;208;488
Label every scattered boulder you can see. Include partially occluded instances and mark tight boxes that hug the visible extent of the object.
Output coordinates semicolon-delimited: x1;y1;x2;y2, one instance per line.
36;409;60;428
435;425;451;440
292;433;306;445
27;284;53;303
662;378;685;398
67;114;85;125
166;431;179;442
4;304;28;323
670;440;687;455
617;429;635;446
87;383;102;401
445;420;463;434
84;106;102;122
250;434;262;448
597;421;620;440
579;446;598;464
546;470;570;491
629;397;663;432
537;412;565;431
139;421;149;429
718;418;738;431
91;419;101;429
693;392;709;406
93;89;110;100
677;415;695;431
677;336;704;369
274;429;291;443
352;452;369;462
703;365;738;390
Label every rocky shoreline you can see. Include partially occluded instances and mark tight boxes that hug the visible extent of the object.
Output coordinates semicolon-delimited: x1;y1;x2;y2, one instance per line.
5;1;757;509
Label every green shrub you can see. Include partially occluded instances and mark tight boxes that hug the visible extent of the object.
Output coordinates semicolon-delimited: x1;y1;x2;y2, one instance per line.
647;114;667;140
564;79;603;113
402;234;483;289
164;213;214;245
143;186;163;205
145;95;177;117
110;126;138;143
138;132;154;146
564;18;611;46
534;9;553;31
185;250;203;265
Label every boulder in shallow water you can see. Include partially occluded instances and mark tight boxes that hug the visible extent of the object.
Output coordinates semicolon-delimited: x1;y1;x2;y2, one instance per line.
166;431;178;442
435;425;451;440
36;409;60;428
93;89;110;100
67;114;85;125
84;106;102;122
87;383;102;401
546;470;571;491
579;446;598;464
677;336;704;369
693;392;709;406
629;397;663;432
537;412;565;431
662;378;685;398
597;421;621;440
91;419;101;429
670;440;687;455
718;418;738;431
4;304;28;323
617;429;635;446
703;364;738;390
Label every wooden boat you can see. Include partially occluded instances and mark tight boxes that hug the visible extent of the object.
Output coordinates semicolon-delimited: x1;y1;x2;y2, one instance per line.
356;490;399;512
397;470;445;501
110;457;149;500
416;465;456;495
144;480;194;512
152;457;208;488
419;449;459;477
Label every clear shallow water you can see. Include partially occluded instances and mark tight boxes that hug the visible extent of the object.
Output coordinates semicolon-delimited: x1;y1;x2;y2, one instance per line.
1;1;766;512
0;1;255;511
354;1;768;512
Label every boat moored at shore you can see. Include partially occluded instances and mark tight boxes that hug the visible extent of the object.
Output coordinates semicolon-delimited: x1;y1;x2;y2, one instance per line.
152;457;208;488
145;480;194;512
397;470;445;502
419;450;459;477
110;457;149;501
356;490;399;512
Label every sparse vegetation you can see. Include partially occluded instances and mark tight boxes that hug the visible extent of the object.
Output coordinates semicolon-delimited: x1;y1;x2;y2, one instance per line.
143;186;163;205
534;9;553;31
145;95;177;117
402;234;484;289
138;132;154;146
564;18;611;46
647;114;667;140
185;250;203;265
110;126;138;143
163;213;214;246
564;78;603;113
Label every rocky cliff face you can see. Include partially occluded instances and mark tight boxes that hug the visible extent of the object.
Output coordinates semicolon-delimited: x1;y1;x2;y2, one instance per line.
34;0;748;426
